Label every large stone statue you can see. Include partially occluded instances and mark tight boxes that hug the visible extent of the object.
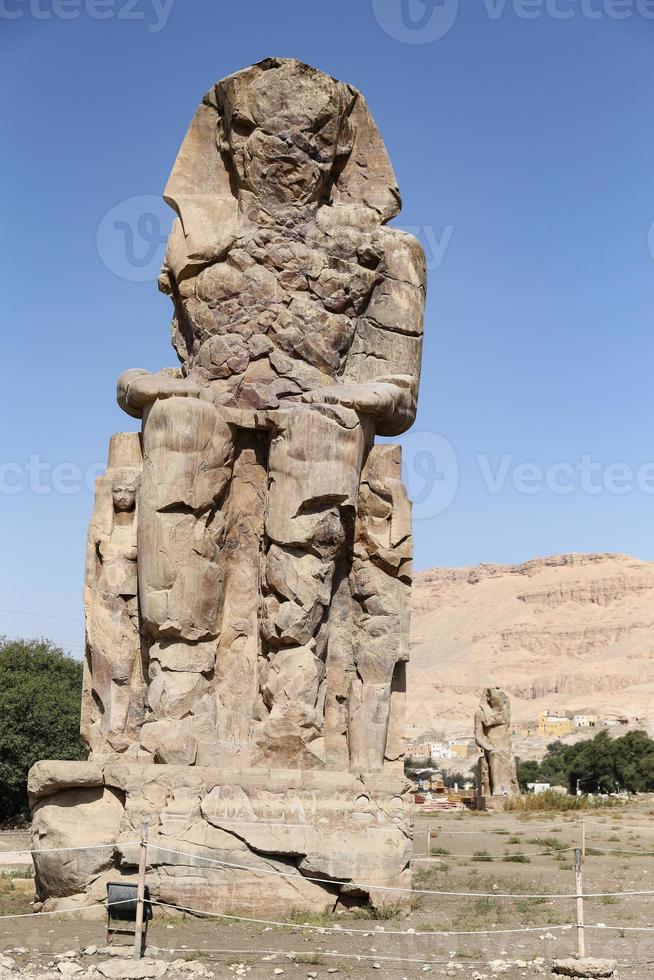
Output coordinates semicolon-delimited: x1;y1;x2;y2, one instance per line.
474;687;519;798
30;58;425;916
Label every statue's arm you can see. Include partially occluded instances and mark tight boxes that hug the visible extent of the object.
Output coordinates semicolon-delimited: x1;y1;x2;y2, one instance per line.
302;229;426;436
117;367;202;419
474;710;496;753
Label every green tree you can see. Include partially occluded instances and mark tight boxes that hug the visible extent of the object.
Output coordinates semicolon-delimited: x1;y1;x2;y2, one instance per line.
519;729;654;795
537;741;571;788
0;636;84;821
442;770;465;789
515;758;540;791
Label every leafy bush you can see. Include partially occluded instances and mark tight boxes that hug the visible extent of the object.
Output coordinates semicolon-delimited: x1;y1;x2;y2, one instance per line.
528;836;566;851
505;789;618;813
0;636;84;821
504;789;620;813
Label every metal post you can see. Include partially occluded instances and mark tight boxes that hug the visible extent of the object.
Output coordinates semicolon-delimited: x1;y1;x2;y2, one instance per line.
133;821;149;960
581;819;586;860
574;847;586;959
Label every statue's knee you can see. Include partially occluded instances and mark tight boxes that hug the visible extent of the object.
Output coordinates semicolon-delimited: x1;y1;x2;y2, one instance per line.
144;396;231;455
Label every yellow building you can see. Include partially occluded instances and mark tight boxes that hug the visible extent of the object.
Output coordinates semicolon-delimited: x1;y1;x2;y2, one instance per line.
538;711;574;737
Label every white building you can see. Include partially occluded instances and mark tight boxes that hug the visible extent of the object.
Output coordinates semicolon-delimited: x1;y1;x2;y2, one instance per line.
574;714;598;729
527;782;551;795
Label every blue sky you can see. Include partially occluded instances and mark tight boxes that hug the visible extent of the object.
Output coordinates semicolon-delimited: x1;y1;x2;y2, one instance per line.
2;0;654;656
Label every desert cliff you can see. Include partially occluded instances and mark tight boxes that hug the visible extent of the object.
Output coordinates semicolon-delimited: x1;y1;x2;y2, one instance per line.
408;553;654;749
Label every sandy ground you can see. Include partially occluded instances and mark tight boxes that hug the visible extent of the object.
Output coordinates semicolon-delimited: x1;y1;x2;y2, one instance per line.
2;803;654;978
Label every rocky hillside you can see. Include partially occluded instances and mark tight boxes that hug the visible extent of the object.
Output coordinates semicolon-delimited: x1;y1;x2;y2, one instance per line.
408;553;654;745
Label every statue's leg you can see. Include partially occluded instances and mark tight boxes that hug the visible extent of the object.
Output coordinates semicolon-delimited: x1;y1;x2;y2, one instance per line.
489;751;503;796
138;396;235;764
490;749;515;796
213;429;268;765
84;594;143;754
257;404;370;768
348;445;413;772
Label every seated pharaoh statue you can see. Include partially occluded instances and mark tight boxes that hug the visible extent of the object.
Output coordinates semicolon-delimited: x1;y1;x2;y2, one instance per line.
82;57;426;775
30;58;426;917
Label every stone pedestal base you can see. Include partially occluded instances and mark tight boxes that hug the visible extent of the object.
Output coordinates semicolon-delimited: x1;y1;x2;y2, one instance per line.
474;794;509;812
28;761;413;915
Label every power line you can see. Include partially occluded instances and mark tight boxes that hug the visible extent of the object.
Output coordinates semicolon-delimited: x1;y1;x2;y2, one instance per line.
0;608;80;623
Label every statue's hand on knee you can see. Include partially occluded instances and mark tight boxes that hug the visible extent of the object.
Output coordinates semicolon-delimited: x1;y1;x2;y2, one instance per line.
117;368;203;419
301;376;415;429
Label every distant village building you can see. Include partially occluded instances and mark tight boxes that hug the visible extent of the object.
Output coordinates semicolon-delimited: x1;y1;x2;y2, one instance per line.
538;710;574;738
408;742;433;760
450;738;474;759
574;714;598;729
429;739;474;761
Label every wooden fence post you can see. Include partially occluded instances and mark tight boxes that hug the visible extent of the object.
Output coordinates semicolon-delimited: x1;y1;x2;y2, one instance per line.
574;847;586;959
134;821;149;960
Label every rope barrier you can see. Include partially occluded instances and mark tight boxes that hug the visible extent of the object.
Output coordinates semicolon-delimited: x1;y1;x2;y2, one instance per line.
429;825;576;835
0;899;134;920
147;944;481;966
0;841;140;857
585;925;654;932
583;820;654;831
3;836;654;907
417;846;579;859
145;843;654;900
428;821;648;835
149;898;574;937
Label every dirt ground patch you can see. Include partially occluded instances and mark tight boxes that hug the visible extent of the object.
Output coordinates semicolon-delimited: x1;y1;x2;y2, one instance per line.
2;802;654;978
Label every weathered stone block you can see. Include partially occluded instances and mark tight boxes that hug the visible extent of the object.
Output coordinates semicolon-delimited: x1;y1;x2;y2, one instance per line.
29;761;412;914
